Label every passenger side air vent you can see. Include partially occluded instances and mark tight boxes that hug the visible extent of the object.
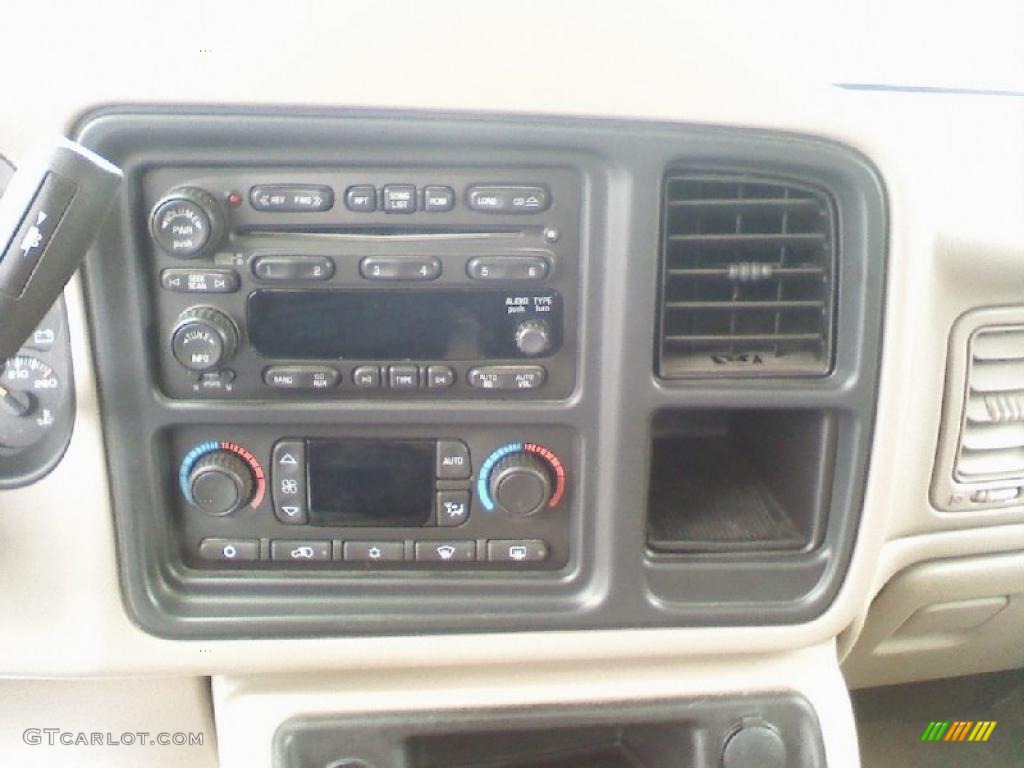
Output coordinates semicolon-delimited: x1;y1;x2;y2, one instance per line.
657;174;837;377
956;326;1024;482
933;308;1024;511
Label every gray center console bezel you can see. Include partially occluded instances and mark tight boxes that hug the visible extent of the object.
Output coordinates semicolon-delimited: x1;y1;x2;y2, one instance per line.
75;107;885;639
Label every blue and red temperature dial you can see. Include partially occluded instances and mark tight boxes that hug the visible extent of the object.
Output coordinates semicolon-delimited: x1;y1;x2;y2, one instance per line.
478;441;566;516
179;440;265;514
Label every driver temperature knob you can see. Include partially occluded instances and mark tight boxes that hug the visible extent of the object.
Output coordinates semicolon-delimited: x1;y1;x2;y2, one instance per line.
489;452;553;517
188;450;254;516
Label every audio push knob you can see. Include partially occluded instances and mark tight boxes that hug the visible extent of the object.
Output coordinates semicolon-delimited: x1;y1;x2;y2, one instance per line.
188;450;255;516
513;319;552;357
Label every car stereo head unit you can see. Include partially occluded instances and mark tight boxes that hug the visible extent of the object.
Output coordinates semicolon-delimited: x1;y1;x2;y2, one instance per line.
146;166;580;399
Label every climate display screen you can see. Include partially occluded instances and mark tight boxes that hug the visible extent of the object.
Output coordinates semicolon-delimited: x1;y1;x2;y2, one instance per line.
306;439;434;527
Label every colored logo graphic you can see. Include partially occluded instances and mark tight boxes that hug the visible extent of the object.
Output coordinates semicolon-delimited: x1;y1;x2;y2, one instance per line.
921;721;997;742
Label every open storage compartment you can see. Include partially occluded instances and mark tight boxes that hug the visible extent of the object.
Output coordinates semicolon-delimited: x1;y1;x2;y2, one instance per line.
647;409;836;553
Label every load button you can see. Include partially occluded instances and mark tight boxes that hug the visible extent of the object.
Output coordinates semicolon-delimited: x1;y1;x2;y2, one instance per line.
467;185;550;213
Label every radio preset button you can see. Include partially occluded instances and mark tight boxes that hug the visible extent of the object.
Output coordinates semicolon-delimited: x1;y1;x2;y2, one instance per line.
423;185;455;212
388;365;420;390
426;365;455;389
343;541;405;563
161;268;240;293
252;255;335;281
467;365;547;391
264;365;340;390
437;491;470;527
467;185;550;213
414;540;476;563
352;366;382;388
345;185;377;212
467;256;549;282
436;440;471;480
382;184;417;213
272;439;307;524
249;185;333;212
198;538;260;563
270;540;332;562
360;256;441;281
487;539;549;563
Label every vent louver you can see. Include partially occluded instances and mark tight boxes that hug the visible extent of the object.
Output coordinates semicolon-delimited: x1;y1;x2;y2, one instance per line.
657;174;837;377
956;326;1024;481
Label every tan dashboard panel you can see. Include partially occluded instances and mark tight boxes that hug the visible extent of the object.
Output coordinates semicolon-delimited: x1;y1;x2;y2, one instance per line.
0;0;1020;690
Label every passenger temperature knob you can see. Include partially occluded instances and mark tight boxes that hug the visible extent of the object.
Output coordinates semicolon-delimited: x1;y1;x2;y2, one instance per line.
171;306;238;372
188;450;255;516
489;452;553;517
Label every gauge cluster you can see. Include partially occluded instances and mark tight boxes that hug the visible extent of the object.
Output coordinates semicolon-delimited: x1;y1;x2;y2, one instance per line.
0;298;74;487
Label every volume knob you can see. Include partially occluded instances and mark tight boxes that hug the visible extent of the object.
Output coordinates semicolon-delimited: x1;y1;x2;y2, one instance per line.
171;306;238;372
150;186;226;259
188;450;255;516
489;452;553;517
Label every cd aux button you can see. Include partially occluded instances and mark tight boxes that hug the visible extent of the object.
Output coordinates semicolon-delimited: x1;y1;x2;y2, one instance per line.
264;366;340;390
360;256;441;281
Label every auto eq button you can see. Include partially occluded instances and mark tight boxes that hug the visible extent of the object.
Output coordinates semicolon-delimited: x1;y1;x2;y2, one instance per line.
467;365;546;391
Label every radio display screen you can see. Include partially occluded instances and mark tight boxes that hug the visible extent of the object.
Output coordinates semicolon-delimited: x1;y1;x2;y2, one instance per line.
307;439;434;527
247;289;561;360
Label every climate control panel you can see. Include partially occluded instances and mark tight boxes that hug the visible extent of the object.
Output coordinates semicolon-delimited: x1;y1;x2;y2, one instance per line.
171;425;573;570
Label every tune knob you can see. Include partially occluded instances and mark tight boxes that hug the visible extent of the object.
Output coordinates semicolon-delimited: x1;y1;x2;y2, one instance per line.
489;452;553;517
171;307;238;372
188;450;255;516
150;186;226;259
513;319;552;357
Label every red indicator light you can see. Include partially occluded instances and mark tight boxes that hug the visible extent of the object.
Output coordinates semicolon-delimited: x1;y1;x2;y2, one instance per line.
227;191;242;207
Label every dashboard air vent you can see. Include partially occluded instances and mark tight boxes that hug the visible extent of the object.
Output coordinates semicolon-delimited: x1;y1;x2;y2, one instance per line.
657;174;837;377
955;326;1024;481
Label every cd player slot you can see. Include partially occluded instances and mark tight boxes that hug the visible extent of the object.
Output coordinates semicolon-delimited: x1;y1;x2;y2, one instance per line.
239;225;528;239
